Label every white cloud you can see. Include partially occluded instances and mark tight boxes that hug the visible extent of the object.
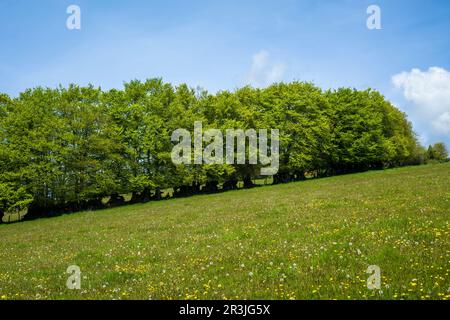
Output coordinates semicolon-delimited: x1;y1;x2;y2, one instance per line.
392;67;450;136
246;50;286;87
432;112;450;135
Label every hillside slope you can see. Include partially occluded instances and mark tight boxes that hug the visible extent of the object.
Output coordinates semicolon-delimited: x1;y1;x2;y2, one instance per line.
0;163;449;300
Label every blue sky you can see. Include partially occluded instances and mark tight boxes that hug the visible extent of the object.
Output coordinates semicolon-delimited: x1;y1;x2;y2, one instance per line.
1;0;449;147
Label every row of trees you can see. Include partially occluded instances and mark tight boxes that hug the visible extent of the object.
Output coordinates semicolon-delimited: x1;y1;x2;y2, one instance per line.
0;79;444;221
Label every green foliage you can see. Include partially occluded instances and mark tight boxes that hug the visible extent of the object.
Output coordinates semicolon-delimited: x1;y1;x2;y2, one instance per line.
0;79;433;220
427;142;448;162
0;182;33;216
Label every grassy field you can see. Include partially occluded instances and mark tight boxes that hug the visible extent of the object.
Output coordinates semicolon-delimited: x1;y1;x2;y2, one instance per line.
0;163;449;300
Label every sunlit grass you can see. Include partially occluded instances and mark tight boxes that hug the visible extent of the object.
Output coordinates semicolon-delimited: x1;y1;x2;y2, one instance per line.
0;163;449;300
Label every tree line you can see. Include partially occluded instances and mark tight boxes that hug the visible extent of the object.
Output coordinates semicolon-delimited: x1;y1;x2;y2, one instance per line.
0;79;447;222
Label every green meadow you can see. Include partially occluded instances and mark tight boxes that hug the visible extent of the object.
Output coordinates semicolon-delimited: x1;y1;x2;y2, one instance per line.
0;163;449;300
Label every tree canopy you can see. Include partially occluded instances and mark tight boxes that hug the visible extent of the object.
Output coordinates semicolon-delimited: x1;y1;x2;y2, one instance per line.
0;79;438;221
